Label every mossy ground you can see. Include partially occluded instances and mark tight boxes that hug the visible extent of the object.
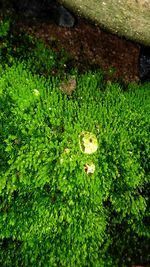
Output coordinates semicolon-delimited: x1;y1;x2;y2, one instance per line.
0;16;150;267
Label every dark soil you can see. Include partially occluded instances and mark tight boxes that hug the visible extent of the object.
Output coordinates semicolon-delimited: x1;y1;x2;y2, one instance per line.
15;14;140;83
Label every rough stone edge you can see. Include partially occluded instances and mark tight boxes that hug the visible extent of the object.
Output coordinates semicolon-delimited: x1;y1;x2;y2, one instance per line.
58;0;150;46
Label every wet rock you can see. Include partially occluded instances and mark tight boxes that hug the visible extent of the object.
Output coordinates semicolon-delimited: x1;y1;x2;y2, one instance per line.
51;5;75;27
12;0;75;27
139;45;150;82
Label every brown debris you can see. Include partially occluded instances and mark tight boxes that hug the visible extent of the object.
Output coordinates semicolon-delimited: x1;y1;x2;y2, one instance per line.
59;77;76;95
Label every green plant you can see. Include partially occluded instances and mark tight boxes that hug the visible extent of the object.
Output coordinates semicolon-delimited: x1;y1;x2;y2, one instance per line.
0;18;35;67
26;40;57;75
0;18;10;38
0;61;150;266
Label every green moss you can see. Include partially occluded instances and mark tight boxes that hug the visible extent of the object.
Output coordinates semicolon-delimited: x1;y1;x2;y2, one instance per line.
0;16;150;267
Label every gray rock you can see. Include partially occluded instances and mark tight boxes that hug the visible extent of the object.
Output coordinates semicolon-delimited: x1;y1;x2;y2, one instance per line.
139;46;150;82
53;5;75;27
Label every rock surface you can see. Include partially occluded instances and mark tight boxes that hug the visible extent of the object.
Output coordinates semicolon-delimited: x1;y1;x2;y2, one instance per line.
58;0;150;46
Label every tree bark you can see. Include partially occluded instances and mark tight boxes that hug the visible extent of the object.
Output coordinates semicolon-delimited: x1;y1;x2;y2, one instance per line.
58;0;150;46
